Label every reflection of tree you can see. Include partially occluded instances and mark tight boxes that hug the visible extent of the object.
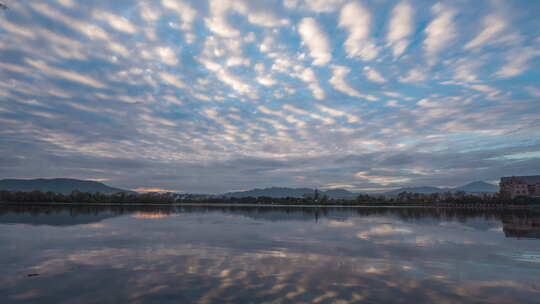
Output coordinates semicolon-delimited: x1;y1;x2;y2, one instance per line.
2;204;539;227
5;209;539;303
503;214;540;239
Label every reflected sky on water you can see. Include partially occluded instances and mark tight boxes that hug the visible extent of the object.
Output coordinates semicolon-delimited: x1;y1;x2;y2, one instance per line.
1;205;539;303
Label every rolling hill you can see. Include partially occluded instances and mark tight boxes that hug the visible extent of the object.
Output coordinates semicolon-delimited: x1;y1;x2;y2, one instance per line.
223;187;357;199
453;181;499;193
0;178;133;195
224;181;499;199
383;181;499;196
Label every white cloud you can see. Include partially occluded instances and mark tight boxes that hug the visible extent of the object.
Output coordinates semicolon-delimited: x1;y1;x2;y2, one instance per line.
254;63;265;73
25;58;106;89
108;42;130;58
383;91;402;98
31;3;110;41
205;0;288;38
144;28;158;42
162;0;197;43
244;32;256;43
269;58;290;75
302;0;346;12
162;0;196;31
159;72;187;89
219;71;252;95
399;67;426;83
199;59;254;96
452;58;481;82
57;0;74;7
245;11;289;27
283;104;335;125
464;14;506;50
201;35;226;58
0;18;36;39
33;27;88;59
424;3;456;64
284;0;346;12
139;3;161;22
496;47;539;78
297;67;325;100
93;10;137;34
386;100;399;107
417;98;438;108
468;84;500;99
283;0;299;9
338;2;378;61
155;47;179;66
298;18;332;66
47;88;72;98
205;0;241;38
363;66;386;83
525;86;540;98
140;113;178;127
387;1;413;57
329;65;364;98
257;75;277;87
259;35;274;53
192;92;212;101
316;104;359;123
226;56;250;67
162;95;183;105
257;106;304;128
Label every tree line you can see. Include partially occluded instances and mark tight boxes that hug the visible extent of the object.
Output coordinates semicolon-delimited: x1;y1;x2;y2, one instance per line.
0;190;176;204
2;204;537;221
1;189;539;205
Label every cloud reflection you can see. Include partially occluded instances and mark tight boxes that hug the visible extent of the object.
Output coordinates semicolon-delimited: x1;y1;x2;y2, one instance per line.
0;206;539;303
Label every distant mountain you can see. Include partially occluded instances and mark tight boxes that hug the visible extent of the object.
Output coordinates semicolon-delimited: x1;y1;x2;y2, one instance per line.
0;178;133;195
223;187;358;199
322;188;359;199
223;182;499;199
383;181;499;196
223;187;313;198
383;186;445;196
453;181;499;193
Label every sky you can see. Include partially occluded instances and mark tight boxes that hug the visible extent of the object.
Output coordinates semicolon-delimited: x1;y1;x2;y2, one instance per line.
0;0;539;193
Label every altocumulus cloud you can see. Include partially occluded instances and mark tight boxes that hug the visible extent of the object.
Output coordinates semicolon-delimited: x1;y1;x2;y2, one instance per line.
0;0;539;193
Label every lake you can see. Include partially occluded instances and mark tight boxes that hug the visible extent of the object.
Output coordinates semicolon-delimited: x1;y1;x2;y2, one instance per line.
1;205;539;303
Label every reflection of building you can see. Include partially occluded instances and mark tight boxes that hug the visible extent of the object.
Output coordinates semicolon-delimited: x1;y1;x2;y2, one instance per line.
502;215;540;239
500;176;540;199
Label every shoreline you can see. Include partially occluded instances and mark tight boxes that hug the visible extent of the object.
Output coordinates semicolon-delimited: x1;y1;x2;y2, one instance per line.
0;202;535;209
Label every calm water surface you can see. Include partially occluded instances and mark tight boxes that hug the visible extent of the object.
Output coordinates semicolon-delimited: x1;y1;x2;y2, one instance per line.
1;205;539;303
